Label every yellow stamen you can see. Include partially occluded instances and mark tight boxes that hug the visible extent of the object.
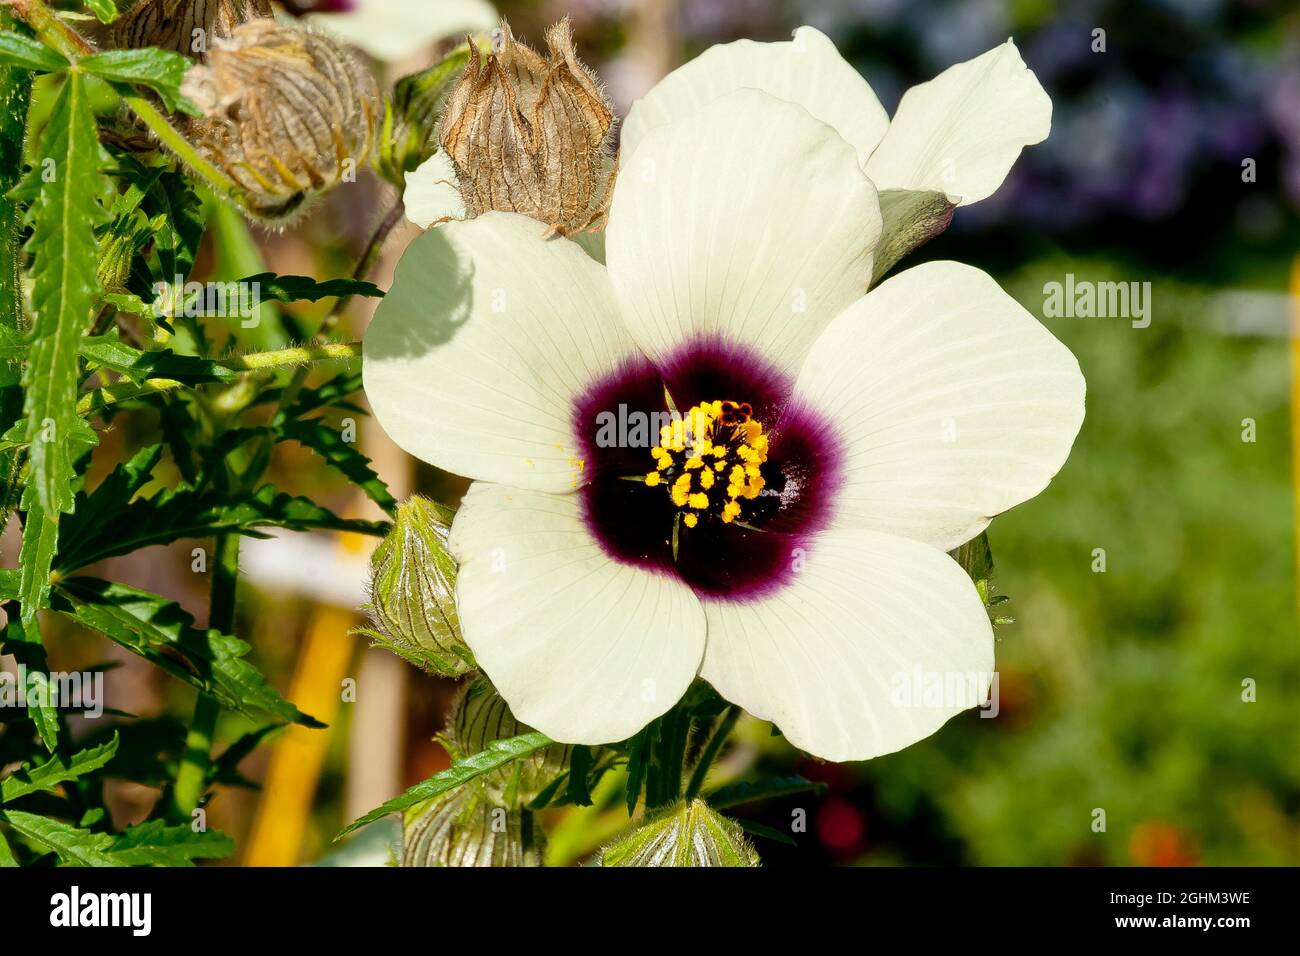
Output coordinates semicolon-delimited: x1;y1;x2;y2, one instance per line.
643;398;770;533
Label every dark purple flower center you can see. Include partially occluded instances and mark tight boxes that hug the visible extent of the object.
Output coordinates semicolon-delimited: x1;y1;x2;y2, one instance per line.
573;338;843;601
282;0;356;16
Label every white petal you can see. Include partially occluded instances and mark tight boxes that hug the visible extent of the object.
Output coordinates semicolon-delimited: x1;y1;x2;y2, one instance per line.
700;529;994;762
621;26;889;169
450;483;706;744
403;151;467;229
606;89;881;376
308;0;497;63
363;212;638;492
864;40;1050;206
797;260;1085;551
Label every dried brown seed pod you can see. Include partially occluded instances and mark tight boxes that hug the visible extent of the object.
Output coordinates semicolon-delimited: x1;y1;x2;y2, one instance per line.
177;20;380;221
437;18;616;235
111;0;273;61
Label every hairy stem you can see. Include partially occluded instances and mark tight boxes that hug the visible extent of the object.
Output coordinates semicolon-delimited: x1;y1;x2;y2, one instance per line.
77;341;363;414
319;200;403;332
2;0;92;58
684;705;740;802
122;93;245;204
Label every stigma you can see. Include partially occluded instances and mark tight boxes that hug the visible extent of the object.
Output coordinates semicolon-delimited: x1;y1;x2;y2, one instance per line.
643;400;769;528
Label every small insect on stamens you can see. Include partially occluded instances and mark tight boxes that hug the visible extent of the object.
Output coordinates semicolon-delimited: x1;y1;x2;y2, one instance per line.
641;399;769;532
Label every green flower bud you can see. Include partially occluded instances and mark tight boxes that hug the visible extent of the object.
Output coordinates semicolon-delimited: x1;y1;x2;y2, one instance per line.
376;44;472;187
360;495;474;676
448;676;573;807
601;800;760;867
402;787;543;867
96;210;164;294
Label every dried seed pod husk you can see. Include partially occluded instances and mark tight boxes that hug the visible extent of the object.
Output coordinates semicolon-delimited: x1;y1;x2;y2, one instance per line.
359;496;475;677
437;18;616;234
402;787;543;867
111;0;273;61
177;20;380;221
601;800;760;868
449;676;574;806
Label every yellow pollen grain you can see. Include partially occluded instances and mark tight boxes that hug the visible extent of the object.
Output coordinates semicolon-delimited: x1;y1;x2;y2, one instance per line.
644;472;661;487
688;492;709;510
683;513;698;528
699;469;715;490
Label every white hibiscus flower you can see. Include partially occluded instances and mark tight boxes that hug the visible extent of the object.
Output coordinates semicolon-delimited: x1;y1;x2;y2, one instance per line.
302;0;496;63
363;27;1085;762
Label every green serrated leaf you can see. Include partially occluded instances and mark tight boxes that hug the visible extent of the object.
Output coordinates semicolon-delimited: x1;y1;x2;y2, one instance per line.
282;370;364;419
22;70;112;516
241;273;384;304
0;30;69;73
80;48;201;116
338;732;553;838
53;577;322;727
705;775;827;811
106;820;234;865
1;733;119;803
732;816;797;848
0;611;59;750
281;418;396;515
18;497;58;621
0;828;16;865
55;480;387;572
0;809;121;866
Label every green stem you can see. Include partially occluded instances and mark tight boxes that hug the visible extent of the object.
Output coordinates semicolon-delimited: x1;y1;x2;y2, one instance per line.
170;534;239;820
76;341;363;415
223;341;362;371
319;200;404;332
684;705;740;802
2;0;91;60
122;93;245;204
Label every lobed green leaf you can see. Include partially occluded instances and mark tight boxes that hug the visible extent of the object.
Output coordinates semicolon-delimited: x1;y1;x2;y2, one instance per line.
338;732;553;837
0;733;119;803
21;71;112;516
80;47;201;116
53;577;323;727
0;30;68;73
